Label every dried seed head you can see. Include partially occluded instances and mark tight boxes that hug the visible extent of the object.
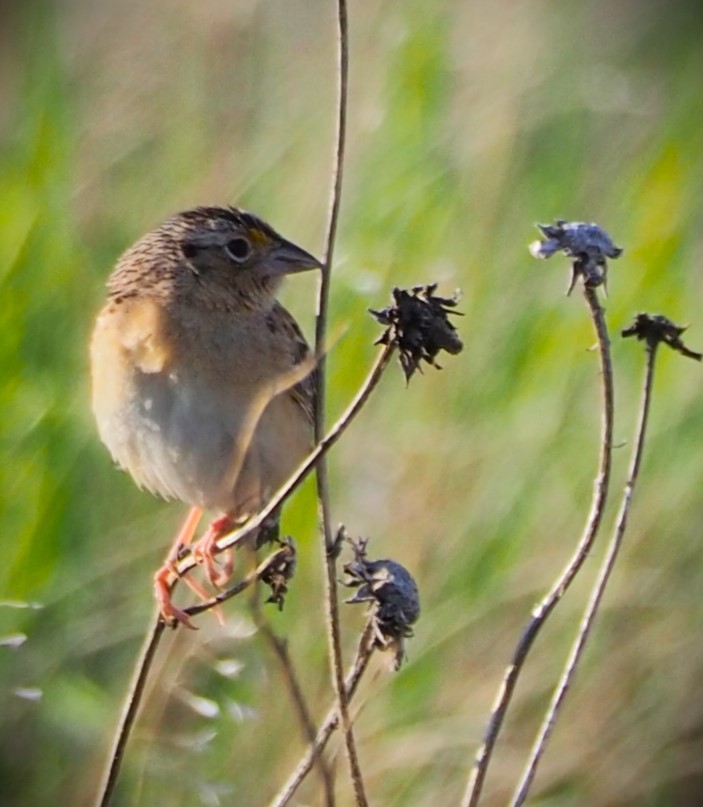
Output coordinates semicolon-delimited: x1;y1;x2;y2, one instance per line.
342;536;420;670
370;283;463;381
529;220;623;295
622;313;702;361
261;538;297;610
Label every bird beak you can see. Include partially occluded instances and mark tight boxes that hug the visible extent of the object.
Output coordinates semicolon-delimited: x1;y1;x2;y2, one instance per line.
267;238;323;275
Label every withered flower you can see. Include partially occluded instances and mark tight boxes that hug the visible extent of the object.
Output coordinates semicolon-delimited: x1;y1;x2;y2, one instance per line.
342;536;420;670
622;313;702;361
261;538;297;610
370;284;463;381
529;220;623;295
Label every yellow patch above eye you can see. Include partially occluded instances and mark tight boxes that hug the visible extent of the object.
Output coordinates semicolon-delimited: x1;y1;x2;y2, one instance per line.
247;228;270;247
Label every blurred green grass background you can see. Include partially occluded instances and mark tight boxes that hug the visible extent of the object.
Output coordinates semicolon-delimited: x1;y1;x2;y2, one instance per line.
2;0;703;805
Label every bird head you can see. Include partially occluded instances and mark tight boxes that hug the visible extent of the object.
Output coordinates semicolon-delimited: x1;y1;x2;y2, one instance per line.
108;206;322;308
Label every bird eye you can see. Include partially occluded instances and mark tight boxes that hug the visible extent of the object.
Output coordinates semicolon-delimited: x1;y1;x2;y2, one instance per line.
225;237;252;263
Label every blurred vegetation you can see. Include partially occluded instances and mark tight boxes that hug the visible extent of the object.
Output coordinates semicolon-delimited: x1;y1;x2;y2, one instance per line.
1;0;703;805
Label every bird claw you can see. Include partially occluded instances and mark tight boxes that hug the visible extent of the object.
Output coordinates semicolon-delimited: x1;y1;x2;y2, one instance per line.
192;516;236;588
152;512;238;629
154;566;198;630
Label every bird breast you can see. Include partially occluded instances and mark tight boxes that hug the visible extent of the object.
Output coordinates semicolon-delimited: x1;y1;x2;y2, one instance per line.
91;296;310;515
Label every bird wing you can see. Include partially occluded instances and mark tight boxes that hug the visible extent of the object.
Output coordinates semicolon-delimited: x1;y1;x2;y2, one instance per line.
271;301;316;428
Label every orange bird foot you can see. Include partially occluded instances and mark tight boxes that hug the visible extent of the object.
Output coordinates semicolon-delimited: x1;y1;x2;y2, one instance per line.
191;514;237;589
152;507;234;629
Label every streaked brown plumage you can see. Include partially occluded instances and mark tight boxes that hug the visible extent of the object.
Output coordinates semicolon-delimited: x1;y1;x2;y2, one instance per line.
91;206;320;626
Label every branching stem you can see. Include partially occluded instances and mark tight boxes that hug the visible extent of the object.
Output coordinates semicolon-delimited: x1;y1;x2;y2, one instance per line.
95;343;393;807
509;339;658;806
175;343;395;577
253;601;336;806
462;284;614;807
270;621;377;807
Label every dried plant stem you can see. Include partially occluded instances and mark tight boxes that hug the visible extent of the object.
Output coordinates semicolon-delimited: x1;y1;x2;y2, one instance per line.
462;284;614;807
253;602;336;806
95;611;165;807
270;621;377;807
95;547;288;807
509;340;658;806
314;0;368;804
176;343;395;577
95;345;394;807
183;546;295;618
98;2;363;802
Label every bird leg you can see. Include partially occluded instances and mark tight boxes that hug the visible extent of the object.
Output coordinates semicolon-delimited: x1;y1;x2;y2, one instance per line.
154;507;231;629
192;514;238;589
154;506;204;629
155;506;279;628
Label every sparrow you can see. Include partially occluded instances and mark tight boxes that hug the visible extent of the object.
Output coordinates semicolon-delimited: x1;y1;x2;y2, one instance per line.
91;206;321;627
